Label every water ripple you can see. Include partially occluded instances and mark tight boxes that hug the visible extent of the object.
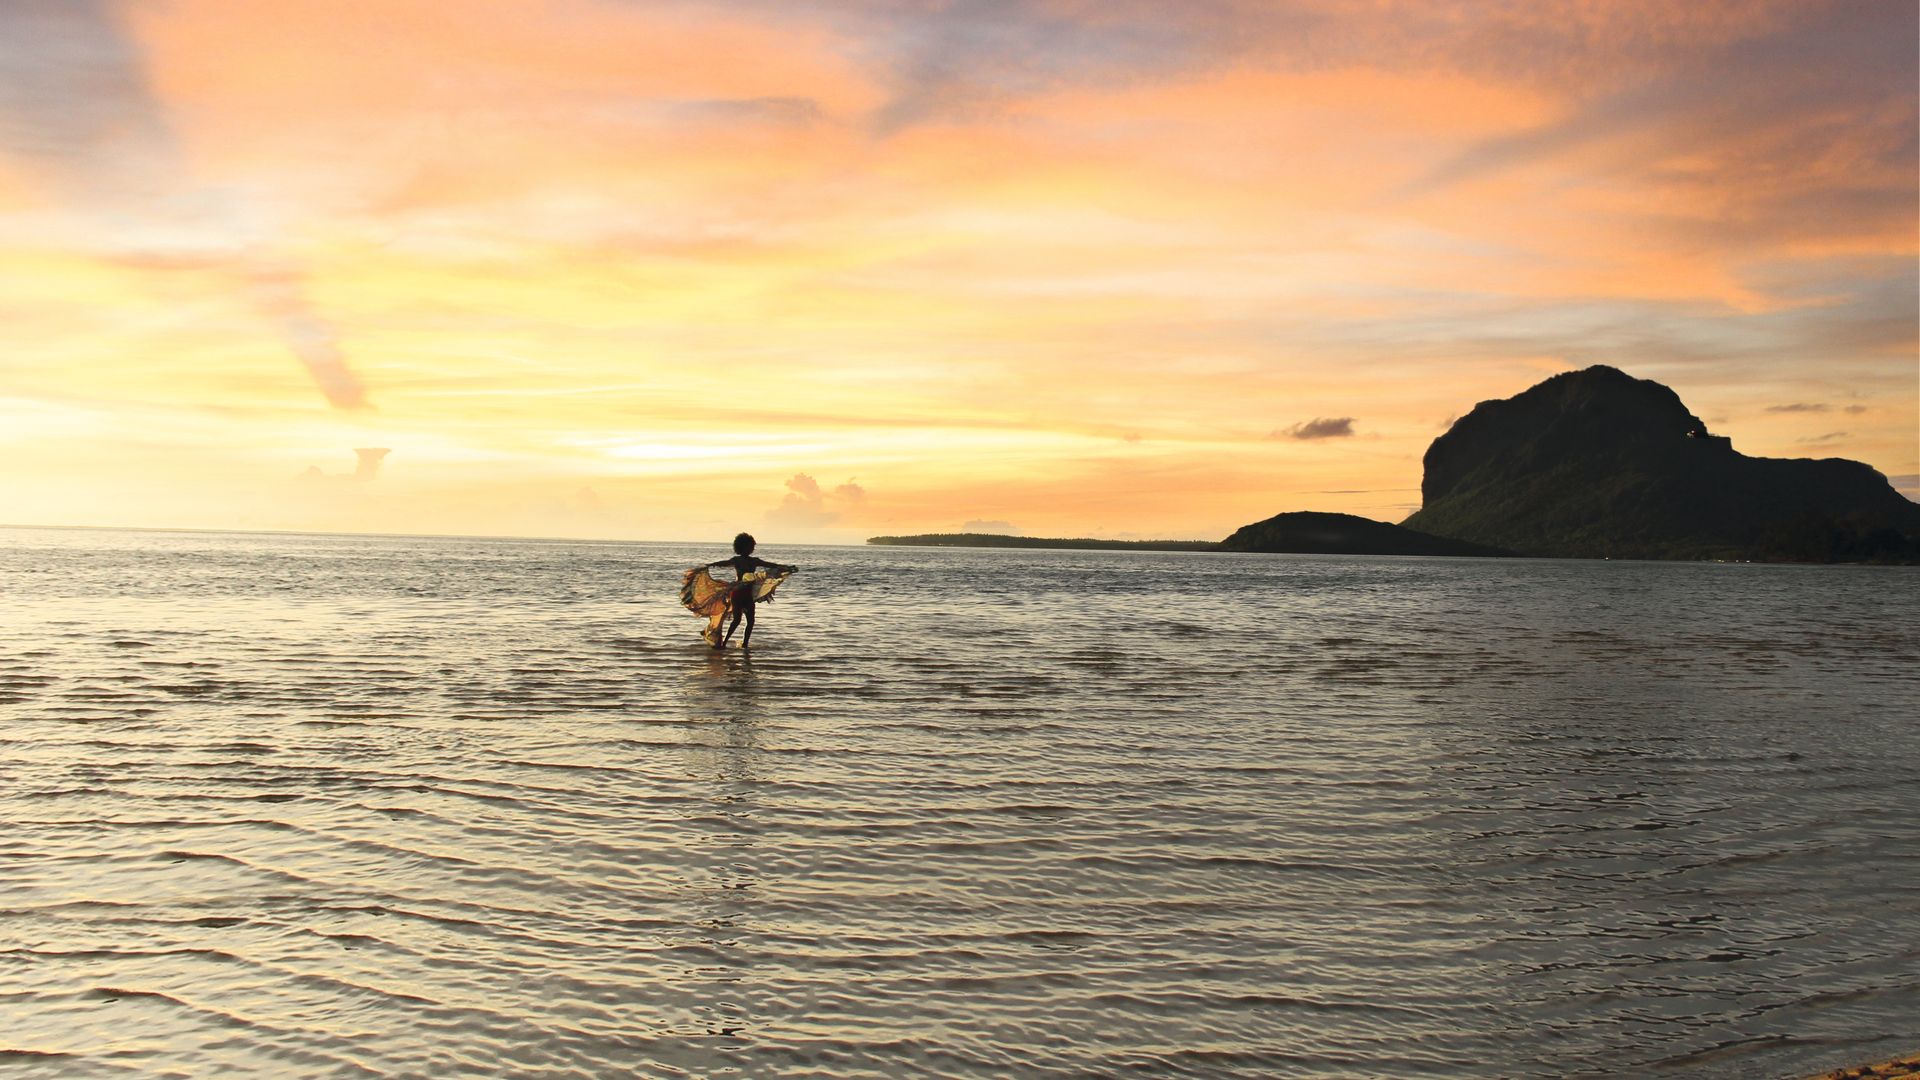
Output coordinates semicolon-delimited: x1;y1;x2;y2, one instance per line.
1;527;1916;1078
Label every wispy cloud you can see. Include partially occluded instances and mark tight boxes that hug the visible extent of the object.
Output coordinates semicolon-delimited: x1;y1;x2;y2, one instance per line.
1401;2;1917;259
667;96;823;126
0;0;368;410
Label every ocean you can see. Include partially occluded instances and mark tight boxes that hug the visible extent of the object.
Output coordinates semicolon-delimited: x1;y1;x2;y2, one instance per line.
2;526;1916;1078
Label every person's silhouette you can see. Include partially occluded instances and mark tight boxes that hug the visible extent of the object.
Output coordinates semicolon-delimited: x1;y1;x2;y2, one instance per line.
704;532;796;649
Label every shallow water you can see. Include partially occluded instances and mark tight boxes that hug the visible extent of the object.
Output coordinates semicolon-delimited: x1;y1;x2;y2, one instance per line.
2;526;1916;1078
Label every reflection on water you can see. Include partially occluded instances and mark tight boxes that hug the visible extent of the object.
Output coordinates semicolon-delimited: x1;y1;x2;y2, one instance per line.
1;526;1916;1079
678;654;762;1046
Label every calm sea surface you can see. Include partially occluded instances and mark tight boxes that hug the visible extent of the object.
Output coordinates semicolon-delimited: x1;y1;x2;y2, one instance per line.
2;527;1916;1079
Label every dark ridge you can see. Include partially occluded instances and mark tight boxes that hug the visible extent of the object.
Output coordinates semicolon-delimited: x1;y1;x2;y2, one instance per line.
1220;511;1517;557
866;533;1219;551
1400;365;1920;562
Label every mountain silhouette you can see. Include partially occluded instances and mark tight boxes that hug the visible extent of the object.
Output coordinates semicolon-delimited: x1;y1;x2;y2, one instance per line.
1400;365;1920;561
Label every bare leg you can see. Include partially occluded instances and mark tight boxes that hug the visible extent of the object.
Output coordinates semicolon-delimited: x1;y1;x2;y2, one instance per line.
720;608;741;647
740;605;756;649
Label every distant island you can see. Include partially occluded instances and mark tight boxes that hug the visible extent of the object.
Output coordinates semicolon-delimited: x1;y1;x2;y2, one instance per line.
869;514;1515;558
1219;511;1516;557
871;365;1919;564
866;533;1218;551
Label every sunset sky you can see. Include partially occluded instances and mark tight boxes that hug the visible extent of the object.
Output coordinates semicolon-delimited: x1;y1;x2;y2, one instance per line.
1;0;1914;543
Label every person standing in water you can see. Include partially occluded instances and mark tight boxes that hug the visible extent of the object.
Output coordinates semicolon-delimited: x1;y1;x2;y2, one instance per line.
704;532;796;649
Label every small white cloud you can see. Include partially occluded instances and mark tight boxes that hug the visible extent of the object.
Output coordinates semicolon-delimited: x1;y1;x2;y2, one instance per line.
767;473;864;527
962;519;1017;534
299;447;391;488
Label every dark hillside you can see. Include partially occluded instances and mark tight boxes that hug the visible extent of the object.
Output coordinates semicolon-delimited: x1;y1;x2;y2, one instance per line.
1220;512;1515;557
1401;366;1920;561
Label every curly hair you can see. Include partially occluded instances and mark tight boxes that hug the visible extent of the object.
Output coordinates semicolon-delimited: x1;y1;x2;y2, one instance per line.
732;532;756;555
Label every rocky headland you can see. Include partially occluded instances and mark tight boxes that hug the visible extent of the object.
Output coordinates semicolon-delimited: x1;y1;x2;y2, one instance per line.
1400;365;1919;562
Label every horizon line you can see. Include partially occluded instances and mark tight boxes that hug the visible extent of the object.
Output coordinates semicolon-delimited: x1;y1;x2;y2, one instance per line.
0;521;870;549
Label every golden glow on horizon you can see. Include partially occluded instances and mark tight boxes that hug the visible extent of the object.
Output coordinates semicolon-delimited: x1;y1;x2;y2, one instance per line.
0;0;1913;542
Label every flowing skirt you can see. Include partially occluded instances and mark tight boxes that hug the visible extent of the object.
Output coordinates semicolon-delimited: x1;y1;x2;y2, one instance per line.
679;567;790;645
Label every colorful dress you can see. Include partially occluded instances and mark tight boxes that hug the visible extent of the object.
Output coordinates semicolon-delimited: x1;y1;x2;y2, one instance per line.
679;566;791;645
